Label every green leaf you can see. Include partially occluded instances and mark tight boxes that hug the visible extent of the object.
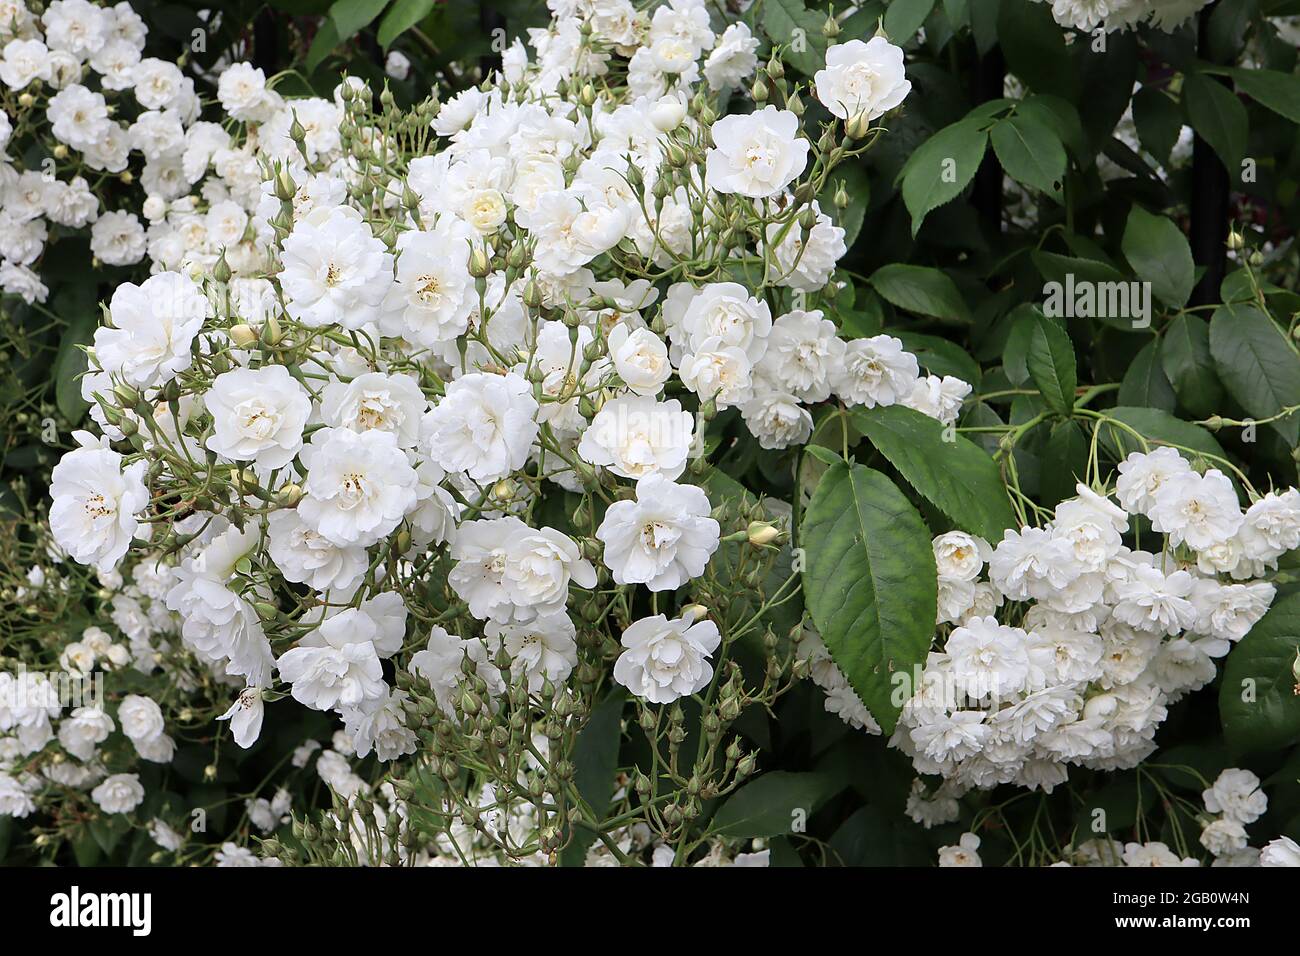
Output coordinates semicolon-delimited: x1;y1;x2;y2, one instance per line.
712;771;845;838
1159;314;1223;418
868;263;970;324
1122;206;1195;310
1132;85;1183;163
893;331;981;384
1220;592;1300;754
853;404;1016;541
1025;314;1076;416
561;692;625;865
1183;70;1248;170
305;18;341;72
53;284;96;423
377;0;435;48
829;805;932;865
883;0;937;42
991;110;1066;195
1097;406;1228;464
1118;340;1177;412
898;118;988;236
997;0;1077;99
801;462;937;734
1209;303;1300;445
330;0;390;40
1041;419;1089;507
1227;67;1300;124
762;0;829;76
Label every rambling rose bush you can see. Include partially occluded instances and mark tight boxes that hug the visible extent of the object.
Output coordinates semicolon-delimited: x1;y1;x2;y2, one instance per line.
5;0;1300;869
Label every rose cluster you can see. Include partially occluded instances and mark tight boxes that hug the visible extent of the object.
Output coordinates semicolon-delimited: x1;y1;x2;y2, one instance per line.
879;449;1295;804
31;0;961;867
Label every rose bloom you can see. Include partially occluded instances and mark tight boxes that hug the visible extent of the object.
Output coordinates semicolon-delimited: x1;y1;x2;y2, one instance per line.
705;106;809;198
814;37;912;121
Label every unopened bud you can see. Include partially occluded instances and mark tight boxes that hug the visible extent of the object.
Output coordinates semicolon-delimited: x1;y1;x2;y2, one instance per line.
229;324;258;348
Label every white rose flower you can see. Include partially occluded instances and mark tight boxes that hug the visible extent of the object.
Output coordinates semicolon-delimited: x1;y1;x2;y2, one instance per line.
47;84;110;149
217;62;273;121
320;371;426;448
1115;447;1192;515
118;694;165;744
756;310;845;403
678;340;755;409
217;686;265;749
266;509;368;595
1202;768;1268;825
277;594;407;714
91;773;145;815
205;365;311;470
578;395;695;480
58;705;115;762
705;106;810;198
94;271;210;388
764;200;847;292
379;220;476;347
385;49;411;81
485;613;579;693
423;371;540;483
740;384;812;450
449;516;596;624
814;37;912;121
608;324;671;396
1148;469;1243;552
932;532;989;583
50;433;149;571
613;611;721;704
703;22;759;91
299;427;419;547
679;282;772;362
280;206;393;330
597;474;720;591
1260;836;1300;867
0;38;51;89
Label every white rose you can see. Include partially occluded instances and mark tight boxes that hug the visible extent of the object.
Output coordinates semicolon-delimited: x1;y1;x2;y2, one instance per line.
705;106;810;198
205;365;311;470
91;773;145;814
814;37;912;121
299;427;419;547
578;394;695;481
613;611;721;704
597;474;720;591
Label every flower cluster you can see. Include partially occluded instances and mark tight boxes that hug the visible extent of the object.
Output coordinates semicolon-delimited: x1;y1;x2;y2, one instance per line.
879;449;1294;800
0;0;221;302
26;0;979;865
1031;0;1213;34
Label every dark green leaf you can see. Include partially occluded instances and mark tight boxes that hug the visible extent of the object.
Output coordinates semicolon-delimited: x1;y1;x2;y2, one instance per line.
898;118;988;236
1221;592;1300;754
711;771;844;838
1183;70;1248;170
1122;205;1195;310
801;462;937;734
1209;303;1300;445
1159;314;1223;418
1026;314;1076;416
991;110;1066;195
1119;340;1177;412
854;404;1016;541
868;263;970;323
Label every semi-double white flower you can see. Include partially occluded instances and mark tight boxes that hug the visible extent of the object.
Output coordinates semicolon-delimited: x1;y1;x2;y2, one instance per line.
613;610;721;704
299;427;419;547
596;474;720;591
205;364;311;470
